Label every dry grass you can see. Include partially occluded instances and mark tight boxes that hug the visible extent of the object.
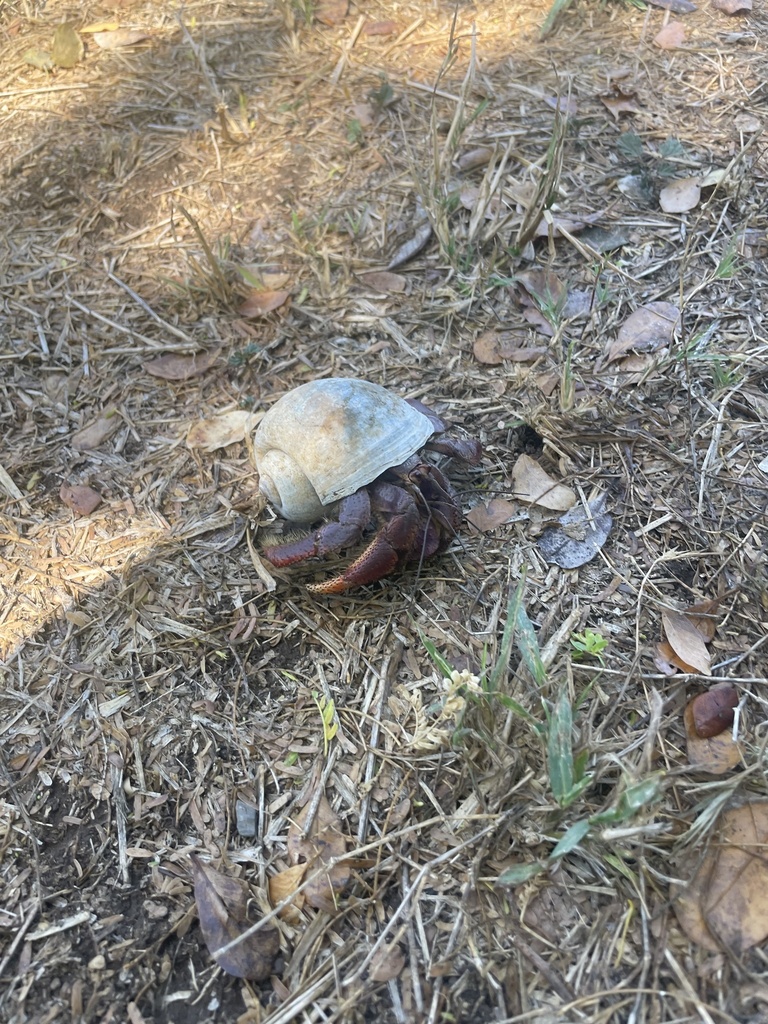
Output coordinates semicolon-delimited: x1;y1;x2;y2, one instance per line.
1;0;767;1022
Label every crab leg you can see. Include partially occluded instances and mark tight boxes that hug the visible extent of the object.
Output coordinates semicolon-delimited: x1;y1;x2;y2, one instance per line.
308;482;421;594
307;534;401;594
262;490;371;567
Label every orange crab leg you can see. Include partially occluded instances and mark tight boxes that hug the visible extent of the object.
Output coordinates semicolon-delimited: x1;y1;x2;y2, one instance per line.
307;534;400;594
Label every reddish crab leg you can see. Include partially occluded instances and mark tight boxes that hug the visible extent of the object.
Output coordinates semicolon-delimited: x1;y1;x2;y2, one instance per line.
307;535;400;594
263;490;371;567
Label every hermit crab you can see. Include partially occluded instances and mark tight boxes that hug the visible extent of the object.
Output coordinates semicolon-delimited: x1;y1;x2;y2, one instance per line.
253;378;482;594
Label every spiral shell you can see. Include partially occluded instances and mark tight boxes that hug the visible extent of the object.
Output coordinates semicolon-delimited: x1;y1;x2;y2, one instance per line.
253;378;434;521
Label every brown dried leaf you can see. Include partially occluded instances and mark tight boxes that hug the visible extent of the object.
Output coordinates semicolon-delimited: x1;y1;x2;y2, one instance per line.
351;102;375;127
685;597;722;641
144;348;220;380
268;864;307;922
316;0;349;25
93;28;151;48
659;176;701;212
516;269;567;311
186;410;257;451
604;301;680;363
648;0;696;10
59;483;102;515
511;455;576;512
358;271;407;293
656;639;699;674
239;290;290;317
472;331;504;365
599;88;641;119
713;0;751;12
456;147;494;172
674;803;768;951
80;21;120;33
363;20;399;36
71;410;120;450
287;794;349;912
387;222;433;270
653;21;687;48
662;609;711;674
473;330;544;365
466;498;518;532
190;856;279;980
369;943;406;982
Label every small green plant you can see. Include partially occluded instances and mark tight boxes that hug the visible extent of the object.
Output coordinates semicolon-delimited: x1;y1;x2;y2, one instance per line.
546;692;593;809
346;118;364;146
570;629;609;663
312;691;338;757
229;343;263;368
368;75;395;110
709;356;741;390
715;237;738;279
615;132;692;181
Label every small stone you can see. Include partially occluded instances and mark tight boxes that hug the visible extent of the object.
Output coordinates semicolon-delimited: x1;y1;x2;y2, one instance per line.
236;800;257;837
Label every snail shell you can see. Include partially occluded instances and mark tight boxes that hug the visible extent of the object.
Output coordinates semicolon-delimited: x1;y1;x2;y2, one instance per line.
253;378;434;521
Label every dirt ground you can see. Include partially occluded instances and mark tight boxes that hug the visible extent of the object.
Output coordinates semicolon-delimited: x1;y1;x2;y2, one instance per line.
1;0;767;1022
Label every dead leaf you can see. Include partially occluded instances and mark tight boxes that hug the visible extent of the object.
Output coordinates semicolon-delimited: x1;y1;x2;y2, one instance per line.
387;222;433;270
51;23;84;68
144;349;219;381
516;269;567;312
653;642;679;675
23;48;54;70
358;271;407;293
537;494;612;568
599;88;642;120
93;28;151;49
543;95;579;115
81;21;120;32
713;0;751;11
661;609;711;675
316;0;349;25
686;597;723;642
71;411;120;450
287;794;349;912
351;102;375;127
369;943;406;982
647;0;696;10
363;20;399;36
604;302;680;363
473;330;545;365
674;803;768;951
659;176;701;213
654;21;687;48
534;211;604;239
268;864;307;922
456;147;494;172
510;455;576;511
60;483;102;515
466;498;518;532
656;639;700;674
186;410;257;451
239;290;290;317
190;856;279;980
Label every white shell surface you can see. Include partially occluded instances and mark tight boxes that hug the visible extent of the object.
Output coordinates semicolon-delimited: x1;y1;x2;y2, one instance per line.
253;378;434;521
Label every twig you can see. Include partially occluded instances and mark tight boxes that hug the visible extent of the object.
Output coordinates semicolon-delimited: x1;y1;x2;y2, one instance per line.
330;15;365;86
